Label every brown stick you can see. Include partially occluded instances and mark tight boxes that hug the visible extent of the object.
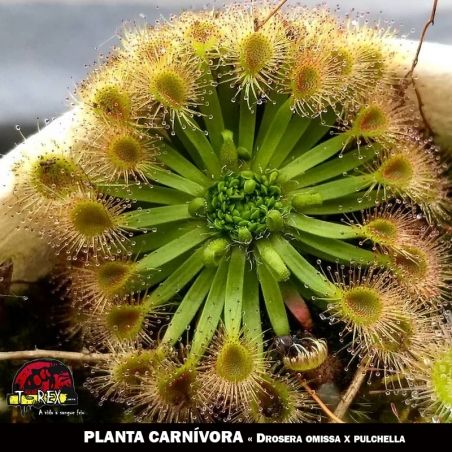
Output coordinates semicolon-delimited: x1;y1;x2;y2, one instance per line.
333;358;370;420
404;0;439;80
0;349;109;362
255;0;289;31
404;0;439;135
301;381;345;424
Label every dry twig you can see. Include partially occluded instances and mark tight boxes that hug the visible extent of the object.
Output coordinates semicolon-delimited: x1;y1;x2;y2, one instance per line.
254;0;289;31
301;381;345;424
333;358;370;421
0;349;109;362
404;0;439;135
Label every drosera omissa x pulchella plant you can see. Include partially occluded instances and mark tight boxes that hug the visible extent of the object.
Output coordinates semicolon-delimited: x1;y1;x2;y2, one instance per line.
7;1;451;422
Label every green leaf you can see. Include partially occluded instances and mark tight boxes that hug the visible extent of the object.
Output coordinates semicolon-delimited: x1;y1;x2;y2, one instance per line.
146;247;206;306
97;183;193;205
241;265;263;354
135;226;214;274
224;247;246;338
119;204;192;229
271;235;336;297
126;252;189;293
239;92;256;155
283;109;337;163
188;258;229;361
145;165;206;197
295;145;378;188
129;221;204;254
291;174;375;202
220;129;238;168
172;124;206;170
252;98;293;171
198;64;225;152
286;213;359;239
175;122;221;178
257;261;290;337
255;240;290;282
158;142;211;186
301;191;383;215
216;73;240;134
268;115;311;169
254;92;288;151
278;134;346;182
293;231;378;264
160;266;216;346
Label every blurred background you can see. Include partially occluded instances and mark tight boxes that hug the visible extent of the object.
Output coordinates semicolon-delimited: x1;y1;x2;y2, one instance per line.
1;0;451;154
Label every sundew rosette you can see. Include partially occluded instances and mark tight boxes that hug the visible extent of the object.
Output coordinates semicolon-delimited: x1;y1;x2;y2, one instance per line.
405;318;452;423
11;1;451;423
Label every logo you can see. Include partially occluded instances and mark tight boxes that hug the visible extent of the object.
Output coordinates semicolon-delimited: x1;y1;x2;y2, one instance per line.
7;359;78;409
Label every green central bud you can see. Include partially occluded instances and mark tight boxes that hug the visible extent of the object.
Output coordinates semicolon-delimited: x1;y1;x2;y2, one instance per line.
205;171;283;243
